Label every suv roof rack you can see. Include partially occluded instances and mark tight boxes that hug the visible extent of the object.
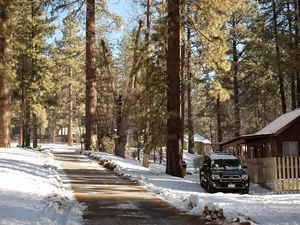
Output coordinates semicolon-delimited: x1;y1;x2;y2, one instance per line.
206;152;233;156
206;152;237;160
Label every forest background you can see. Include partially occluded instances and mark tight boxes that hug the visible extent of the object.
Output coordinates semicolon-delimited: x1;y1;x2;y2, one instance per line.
1;0;300;177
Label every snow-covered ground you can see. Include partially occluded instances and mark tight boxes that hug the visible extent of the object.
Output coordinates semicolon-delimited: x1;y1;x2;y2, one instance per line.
85;149;300;225
2;143;299;225
0;145;84;225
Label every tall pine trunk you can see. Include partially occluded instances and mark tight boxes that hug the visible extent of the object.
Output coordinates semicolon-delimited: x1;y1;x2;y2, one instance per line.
297;0;300;107
115;108;128;158
68;68;73;146
180;45;185;152
0;0;12;148
115;20;143;158
216;93;222;144
114;95;126;157
231;18;241;137
180;0;185;154
272;0;286;114
24;102;31;147
52;128;56;143
0;76;11;148
287;0;296;110
19;72;25;146
18;108;24;146
187;17;194;154
85;0;98;150
166;0;183;177
32;113;38;148
30;0;36;148
142;0;151;168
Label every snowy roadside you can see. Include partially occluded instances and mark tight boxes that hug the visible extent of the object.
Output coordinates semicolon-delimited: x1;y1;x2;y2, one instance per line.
84;150;300;225
0;145;84;225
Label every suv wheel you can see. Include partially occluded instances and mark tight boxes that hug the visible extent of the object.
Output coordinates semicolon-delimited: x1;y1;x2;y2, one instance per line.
242;188;249;194
207;182;215;193
199;174;205;188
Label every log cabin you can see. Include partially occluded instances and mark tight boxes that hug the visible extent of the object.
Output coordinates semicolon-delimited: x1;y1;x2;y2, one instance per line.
220;108;300;159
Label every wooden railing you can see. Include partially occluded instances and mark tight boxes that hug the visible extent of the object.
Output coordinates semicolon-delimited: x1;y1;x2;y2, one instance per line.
274;157;300;193
243;157;300;193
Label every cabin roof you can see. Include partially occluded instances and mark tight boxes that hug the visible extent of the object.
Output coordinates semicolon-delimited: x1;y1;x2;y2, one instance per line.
220;108;300;147
184;134;211;144
256;108;300;135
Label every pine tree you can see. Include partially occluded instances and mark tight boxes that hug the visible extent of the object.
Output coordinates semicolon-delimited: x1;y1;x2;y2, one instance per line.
166;0;183;177
97;38;115;151
142;0;152;168
115;21;144;158
85;0;98;150
271;0;286;113
227;0;258;137
185;1;194;153
297;0;300;107
0;0;13;148
131;0;168;163
52;16;85;147
14;0;55;147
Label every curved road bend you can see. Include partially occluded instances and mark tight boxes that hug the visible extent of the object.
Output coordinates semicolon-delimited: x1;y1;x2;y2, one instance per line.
54;151;209;225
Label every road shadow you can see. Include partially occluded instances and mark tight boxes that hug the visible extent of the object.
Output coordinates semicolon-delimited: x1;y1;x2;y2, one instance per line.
54;152;211;225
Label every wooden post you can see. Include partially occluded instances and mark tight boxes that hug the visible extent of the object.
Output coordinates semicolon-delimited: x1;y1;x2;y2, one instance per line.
296;157;299;193
282;157;286;193
274;157;278;193
287;157;290;193
278;158;282;193
291;157;295;193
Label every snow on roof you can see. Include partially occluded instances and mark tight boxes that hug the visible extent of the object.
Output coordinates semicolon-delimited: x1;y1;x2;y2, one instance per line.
184;134;211;144
256;108;300;135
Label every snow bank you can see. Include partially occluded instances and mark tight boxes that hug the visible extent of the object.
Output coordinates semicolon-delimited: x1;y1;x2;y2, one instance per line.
0;146;84;225
84;150;300;225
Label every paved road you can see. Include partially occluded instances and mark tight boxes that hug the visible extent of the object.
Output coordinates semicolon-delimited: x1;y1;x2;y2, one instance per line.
54;152;207;225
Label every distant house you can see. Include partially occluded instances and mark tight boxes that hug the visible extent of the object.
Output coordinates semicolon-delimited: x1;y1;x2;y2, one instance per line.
58;127;84;136
221;108;300;159
184;133;212;155
57;127;84;143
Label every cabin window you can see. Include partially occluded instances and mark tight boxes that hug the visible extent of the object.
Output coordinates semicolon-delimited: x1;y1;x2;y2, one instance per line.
282;142;298;156
266;143;272;157
250;146;257;158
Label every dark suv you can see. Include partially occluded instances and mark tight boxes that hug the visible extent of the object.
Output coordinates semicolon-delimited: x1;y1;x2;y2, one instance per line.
200;152;250;194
